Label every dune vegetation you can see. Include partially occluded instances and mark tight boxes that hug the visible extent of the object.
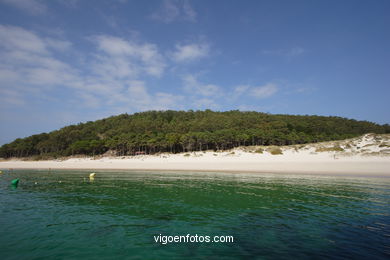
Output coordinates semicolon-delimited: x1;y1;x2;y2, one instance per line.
0;110;389;159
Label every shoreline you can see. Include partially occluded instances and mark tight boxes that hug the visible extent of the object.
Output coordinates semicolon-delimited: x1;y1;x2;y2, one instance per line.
2;134;390;177
1;167;389;178
1;156;389;177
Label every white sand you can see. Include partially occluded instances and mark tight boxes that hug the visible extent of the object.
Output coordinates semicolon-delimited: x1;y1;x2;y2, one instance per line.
1;134;390;176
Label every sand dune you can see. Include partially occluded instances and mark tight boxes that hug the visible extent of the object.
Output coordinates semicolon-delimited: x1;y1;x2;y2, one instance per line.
1;134;389;176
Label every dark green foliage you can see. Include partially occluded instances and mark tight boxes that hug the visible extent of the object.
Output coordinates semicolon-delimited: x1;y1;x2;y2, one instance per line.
1;110;389;159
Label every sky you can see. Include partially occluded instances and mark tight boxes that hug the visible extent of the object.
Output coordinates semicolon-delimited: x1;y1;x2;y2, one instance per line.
0;0;389;145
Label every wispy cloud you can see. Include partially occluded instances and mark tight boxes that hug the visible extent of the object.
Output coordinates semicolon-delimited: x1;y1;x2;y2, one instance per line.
0;0;47;15
0;24;48;53
193;98;220;110
182;74;220;97
251;83;278;98
150;0;197;23
261;47;306;57
0;24;281;123
0;88;25;105
126;80;184;110
0;25;182;112
0;25;77;92
233;85;250;96
171;42;209;62
233;83;278;99
91;35;166;78
44;38;72;51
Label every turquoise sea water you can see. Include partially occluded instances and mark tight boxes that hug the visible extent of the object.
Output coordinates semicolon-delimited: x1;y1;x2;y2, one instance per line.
0;169;389;259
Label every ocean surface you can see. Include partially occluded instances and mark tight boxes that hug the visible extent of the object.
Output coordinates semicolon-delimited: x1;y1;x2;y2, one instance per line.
0;170;389;259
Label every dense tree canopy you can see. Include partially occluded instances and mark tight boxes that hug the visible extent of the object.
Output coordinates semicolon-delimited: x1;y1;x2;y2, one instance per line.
1;110;389;159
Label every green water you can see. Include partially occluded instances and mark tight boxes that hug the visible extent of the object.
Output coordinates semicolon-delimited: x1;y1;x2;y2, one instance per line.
0;170;389;259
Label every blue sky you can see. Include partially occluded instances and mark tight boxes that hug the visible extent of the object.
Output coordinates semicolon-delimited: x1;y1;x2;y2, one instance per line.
0;0;389;145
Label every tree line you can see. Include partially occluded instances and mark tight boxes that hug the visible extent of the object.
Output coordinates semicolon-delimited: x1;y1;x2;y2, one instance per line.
1;110;389;159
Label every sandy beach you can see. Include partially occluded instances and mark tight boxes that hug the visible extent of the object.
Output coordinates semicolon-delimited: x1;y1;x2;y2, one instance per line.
1;134;389;176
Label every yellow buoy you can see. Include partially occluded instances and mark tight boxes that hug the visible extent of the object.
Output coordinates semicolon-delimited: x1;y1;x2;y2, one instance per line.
89;172;96;180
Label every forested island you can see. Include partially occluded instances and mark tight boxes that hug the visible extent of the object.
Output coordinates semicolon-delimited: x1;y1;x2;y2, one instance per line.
1;110;389;159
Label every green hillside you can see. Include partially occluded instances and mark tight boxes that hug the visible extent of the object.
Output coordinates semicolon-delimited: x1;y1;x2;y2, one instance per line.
1;110;389;159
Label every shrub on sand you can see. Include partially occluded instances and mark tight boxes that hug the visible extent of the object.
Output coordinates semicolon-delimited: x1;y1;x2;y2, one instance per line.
255;148;264;154
315;146;344;152
267;147;283;155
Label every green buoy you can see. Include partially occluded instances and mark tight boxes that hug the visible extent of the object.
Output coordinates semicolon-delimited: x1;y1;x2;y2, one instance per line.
11;178;19;187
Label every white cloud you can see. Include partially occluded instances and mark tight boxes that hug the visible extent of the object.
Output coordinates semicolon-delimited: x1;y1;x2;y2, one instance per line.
150;0;197;23
0;25;47;53
0;25;185;114
0;50;76;87
127;80;151;105
0;24;279;120
55;0;79;8
0;25;78;94
45;38;72;51
193;98;219;109
181;76;278;108
288;47;305;57
94;35;135;56
251;83;278;99
182;74;220;97
77;92;101;108
81;36;174;110
171;43;209;62
233;85;250;96
91;55;139;79
126;80;184;110
154;92;184;108
0;88;25;105
0;0;47;15
182;0;197;21
93;35;166;77
261;47;306;57
231;83;278;100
